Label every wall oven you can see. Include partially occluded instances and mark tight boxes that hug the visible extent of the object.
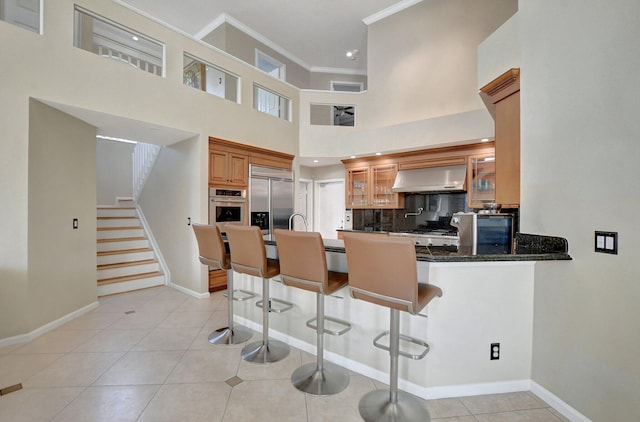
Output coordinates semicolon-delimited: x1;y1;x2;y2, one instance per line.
209;187;246;226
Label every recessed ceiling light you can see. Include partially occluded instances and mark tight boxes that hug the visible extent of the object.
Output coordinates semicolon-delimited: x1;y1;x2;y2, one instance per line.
375;152;382;156
350;155;356;159
313;159;319;163
132;36;139;41
481;138;490;142
346;49;359;60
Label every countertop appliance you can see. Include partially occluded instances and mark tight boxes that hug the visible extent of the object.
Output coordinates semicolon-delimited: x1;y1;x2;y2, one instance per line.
450;212;514;255
249;165;294;235
389;229;459;247
209;187;246;226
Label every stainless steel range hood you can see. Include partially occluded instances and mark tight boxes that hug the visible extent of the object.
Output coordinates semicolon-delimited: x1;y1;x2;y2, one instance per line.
391;165;467;193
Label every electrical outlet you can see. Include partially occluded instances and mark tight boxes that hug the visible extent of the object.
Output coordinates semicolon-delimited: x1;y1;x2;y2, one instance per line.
490;343;500;360
72;218;78;229
187;217;191;226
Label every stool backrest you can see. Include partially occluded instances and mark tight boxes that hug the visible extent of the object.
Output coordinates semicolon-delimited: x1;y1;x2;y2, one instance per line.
274;229;327;294
192;223;229;270
225;224;267;277
343;232;419;313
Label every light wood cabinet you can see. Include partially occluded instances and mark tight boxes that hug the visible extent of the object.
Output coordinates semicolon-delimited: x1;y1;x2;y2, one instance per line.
208;138;294;188
345;163;404;209
208;269;227;293
209;150;248;187
480;68;520;207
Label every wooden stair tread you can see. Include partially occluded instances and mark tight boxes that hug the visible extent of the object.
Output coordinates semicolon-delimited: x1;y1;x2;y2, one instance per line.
97;237;147;243
97;226;142;231
97;207;136;210
97;216;138;220
97;247;153;256
98;259;157;270
98;271;163;286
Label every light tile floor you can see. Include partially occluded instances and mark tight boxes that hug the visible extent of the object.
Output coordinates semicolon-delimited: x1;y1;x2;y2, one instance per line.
0;286;569;422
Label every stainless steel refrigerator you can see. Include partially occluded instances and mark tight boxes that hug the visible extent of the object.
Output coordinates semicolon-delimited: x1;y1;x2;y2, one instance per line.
249;165;294;236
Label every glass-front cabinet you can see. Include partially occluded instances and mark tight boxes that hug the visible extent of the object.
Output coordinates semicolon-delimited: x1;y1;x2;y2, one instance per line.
346;164;403;209
468;155;496;208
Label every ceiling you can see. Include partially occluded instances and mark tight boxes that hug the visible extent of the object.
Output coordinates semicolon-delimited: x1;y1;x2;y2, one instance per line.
117;0;422;73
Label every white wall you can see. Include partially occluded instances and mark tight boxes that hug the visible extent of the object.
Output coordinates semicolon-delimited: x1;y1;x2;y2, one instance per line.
298;0;517;160
0;0;299;340
518;1;640;420
96;138;134;205
138;137;203;293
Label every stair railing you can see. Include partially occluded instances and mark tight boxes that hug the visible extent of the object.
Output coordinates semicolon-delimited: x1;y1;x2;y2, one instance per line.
132;142;162;202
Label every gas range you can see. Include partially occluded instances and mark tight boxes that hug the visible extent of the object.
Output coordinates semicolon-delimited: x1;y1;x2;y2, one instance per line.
389;229;459;247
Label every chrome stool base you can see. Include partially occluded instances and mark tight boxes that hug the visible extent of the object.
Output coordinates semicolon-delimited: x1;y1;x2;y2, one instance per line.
241;339;290;364
359;389;430;422
208;326;253;345
291;362;349;395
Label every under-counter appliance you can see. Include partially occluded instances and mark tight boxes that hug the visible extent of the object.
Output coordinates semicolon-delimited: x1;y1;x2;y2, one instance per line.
209;187;246;225
249;165;294;235
450;212;514;255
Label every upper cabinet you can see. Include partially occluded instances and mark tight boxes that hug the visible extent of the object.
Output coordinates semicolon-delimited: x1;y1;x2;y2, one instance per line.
209;138;294;188
480;68;520;207
209;150;248;187
468;154;496;208
345;163;404;209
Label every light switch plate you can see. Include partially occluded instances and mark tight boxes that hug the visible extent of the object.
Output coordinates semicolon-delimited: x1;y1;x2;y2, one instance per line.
595;231;617;254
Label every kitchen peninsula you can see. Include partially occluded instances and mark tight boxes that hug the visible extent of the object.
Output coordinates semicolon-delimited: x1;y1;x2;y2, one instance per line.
229;233;571;399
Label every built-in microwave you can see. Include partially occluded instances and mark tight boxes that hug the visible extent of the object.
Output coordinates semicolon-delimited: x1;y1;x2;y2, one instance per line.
451;212;514;255
209;188;246;226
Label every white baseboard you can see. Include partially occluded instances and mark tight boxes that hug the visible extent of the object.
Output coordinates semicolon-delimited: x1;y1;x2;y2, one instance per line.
0;301;99;348
531;381;591;422
233;316;531;400
169;282;210;299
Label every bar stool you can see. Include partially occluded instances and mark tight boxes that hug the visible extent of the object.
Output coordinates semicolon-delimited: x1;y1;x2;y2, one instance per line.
192;223;253;345
274;229;352;395
225;224;291;364
343;232;443;422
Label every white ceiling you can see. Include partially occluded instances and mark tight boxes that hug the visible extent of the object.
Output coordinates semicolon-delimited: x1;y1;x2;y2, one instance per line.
116;0;422;73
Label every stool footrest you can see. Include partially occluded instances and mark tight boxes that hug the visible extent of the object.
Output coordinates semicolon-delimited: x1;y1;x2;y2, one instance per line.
224;289;258;301
256;298;294;313
373;330;430;360
306;316;351;336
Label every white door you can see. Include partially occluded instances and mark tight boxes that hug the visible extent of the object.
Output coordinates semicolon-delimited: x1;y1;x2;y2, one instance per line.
296;179;313;231
314;179;345;239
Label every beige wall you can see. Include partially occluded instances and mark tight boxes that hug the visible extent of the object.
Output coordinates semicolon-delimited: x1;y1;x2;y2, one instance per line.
0;0;299;340
365;0;517;128
518;1;640;420
96;139;134;205
138;137;204;293
27;100;98;331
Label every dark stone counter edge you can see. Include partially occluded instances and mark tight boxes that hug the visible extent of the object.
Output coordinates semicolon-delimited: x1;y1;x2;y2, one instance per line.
265;232;572;263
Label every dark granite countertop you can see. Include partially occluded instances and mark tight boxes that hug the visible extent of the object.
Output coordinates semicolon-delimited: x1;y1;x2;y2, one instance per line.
265;232;571;262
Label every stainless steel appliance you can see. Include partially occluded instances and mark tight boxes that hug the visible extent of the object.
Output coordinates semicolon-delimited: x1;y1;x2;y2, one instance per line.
209;187;246;225
450;212;514;255
249;165;294;236
389;229;459;248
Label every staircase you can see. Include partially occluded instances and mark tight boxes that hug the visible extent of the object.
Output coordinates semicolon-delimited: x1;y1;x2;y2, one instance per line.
96;205;165;296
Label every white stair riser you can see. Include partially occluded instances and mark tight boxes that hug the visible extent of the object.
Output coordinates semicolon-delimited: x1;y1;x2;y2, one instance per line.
97;208;137;218
97;250;155;265
97;228;145;239
97;275;165;297
97;239;149;252
98;262;160;280
97;218;141;228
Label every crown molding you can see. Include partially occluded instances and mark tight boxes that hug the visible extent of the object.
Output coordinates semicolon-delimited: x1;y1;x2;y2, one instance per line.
362;0;423;25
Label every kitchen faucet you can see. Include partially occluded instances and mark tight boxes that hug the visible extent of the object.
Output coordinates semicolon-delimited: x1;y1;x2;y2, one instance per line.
404;207;424;218
288;212;308;231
